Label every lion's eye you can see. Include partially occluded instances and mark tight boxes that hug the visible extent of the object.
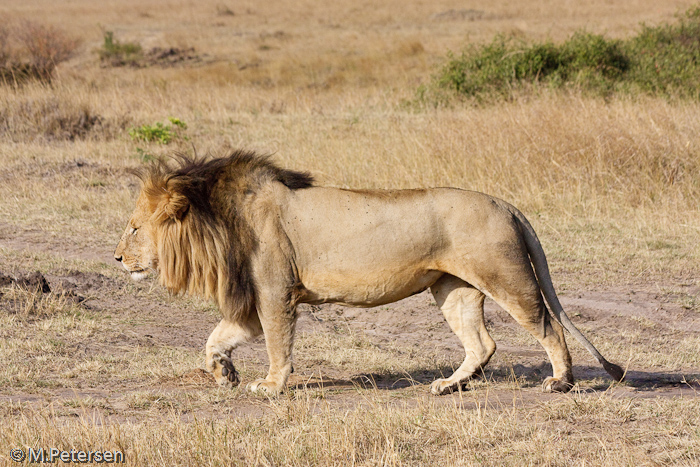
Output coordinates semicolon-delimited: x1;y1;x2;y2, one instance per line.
130;227;138;235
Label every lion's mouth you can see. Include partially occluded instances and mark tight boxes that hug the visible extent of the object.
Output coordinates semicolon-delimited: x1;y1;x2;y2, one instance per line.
121;263;149;281
129;269;149;281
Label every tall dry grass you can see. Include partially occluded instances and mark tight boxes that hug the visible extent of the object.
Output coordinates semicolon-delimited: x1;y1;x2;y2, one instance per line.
3;392;699;466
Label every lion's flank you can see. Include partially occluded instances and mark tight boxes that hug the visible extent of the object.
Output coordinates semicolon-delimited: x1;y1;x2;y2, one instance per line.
136;150;313;322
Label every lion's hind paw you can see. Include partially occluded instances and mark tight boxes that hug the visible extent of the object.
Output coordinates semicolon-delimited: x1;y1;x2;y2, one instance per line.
430;378;467;396
542;376;573;393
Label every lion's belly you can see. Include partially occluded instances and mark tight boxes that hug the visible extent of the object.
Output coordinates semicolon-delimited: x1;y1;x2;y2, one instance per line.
299;268;444;307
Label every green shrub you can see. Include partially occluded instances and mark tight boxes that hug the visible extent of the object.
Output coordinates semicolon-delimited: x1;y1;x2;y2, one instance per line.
625;7;700;98
135;147;156;163
558;33;629;84
98;31;142;66
422;6;700;103
432;32;627;101
129;117;188;145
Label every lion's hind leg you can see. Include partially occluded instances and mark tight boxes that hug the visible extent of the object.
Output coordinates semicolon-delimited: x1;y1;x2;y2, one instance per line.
429;275;496;395
206;316;262;388
483;275;574;393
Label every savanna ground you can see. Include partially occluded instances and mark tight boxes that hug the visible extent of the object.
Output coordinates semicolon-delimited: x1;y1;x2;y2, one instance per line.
1;0;700;465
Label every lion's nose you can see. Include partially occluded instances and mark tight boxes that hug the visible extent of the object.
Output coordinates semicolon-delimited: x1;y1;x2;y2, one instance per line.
115;254;123;262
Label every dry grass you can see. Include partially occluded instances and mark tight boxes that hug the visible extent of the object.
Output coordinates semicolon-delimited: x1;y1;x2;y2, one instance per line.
2;393;699;466
1;0;699;465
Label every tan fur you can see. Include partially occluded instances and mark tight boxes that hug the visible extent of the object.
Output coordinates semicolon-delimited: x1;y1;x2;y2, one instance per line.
115;151;623;396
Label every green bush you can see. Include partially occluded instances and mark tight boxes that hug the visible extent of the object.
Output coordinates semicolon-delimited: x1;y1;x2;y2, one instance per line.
432;33;627;101
98;31;142;66
422;6;700;103
625;8;700;98
135;147;156;163
128;117;188;145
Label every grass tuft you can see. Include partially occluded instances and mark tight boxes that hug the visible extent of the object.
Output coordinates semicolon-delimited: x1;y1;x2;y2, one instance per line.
0;92;105;141
1;285;81;319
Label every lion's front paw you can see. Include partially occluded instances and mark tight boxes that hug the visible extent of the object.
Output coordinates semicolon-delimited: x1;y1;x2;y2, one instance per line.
212;351;240;388
218;364;240;388
247;378;284;396
542;376;573;393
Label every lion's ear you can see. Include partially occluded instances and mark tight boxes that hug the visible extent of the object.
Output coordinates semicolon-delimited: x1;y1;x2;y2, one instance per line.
164;191;190;220
155;184;189;222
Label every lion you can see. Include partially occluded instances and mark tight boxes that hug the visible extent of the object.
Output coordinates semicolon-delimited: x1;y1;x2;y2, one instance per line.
114;150;624;395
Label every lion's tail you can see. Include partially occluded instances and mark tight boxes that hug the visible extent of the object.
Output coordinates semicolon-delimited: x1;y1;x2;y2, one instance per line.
510;207;625;382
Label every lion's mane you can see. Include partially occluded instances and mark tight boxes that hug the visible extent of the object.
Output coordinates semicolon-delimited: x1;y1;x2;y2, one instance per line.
135;150;314;321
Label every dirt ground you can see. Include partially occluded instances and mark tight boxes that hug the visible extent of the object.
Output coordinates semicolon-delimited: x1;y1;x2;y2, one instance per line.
1;228;698;423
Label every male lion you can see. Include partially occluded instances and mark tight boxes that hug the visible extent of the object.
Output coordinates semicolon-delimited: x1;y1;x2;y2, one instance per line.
115;151;624;395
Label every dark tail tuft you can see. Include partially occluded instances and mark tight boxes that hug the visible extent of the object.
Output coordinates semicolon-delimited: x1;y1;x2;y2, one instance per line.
602;360;625;382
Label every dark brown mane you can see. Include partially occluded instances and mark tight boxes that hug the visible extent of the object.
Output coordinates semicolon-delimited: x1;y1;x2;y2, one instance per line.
137;150;313;322
170;150;314;188
135;149;314;200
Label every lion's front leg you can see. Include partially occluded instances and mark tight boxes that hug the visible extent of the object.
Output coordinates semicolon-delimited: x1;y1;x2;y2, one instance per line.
206;317;262;388
247;297;298;396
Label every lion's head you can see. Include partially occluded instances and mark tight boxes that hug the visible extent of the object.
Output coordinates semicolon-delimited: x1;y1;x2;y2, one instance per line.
114;191;159;281
114;151;314;322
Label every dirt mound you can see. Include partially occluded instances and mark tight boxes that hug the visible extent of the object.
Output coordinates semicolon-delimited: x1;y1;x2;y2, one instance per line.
179;369;215;385
432;9;485;21
0;269;113;297
144;47;202;67
101;46;206;68
52;270;116;294
0;271;51;293
0;270;93;309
